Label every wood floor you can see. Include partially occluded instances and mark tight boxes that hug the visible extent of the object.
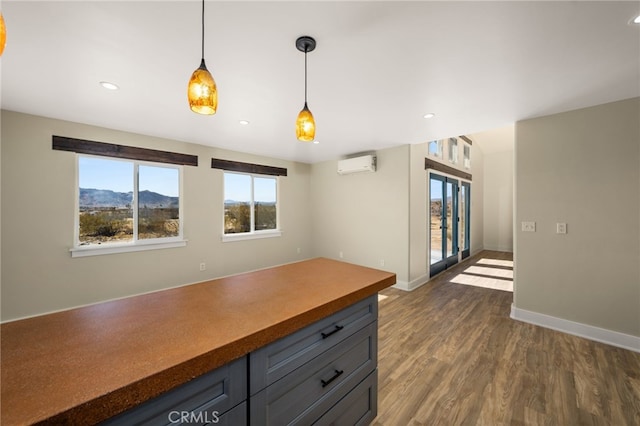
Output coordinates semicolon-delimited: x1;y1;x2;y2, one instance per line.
372;251;640;425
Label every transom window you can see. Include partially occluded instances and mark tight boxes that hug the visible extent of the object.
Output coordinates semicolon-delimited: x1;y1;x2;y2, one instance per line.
448;137;458;164
223;172;279;240
428;140;443;158
463;143;471;169
74;155;183;254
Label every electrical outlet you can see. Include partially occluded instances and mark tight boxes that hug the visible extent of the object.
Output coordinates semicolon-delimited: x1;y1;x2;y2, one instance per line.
297;247;301;254
199;262;206;271
556;223;567;234
339;251;344;259
521;221;536;232
379;259;385;267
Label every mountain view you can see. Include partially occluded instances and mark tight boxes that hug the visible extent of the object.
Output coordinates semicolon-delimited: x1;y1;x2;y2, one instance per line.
79;188;178;209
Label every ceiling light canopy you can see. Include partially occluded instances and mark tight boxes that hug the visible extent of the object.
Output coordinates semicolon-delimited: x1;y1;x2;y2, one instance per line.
423;113;435;119
295;36;316;142
188;0;217;115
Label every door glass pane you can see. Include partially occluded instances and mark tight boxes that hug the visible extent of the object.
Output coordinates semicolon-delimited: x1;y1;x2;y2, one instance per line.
446;181;454;257
254;177;277;231
460;185;466;251
138;165;180;240
430;178;444;265
224;173;251;234
78;157;133;245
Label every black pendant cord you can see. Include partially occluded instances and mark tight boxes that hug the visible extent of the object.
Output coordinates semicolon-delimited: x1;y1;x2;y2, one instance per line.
304;49;308;105
200;0;205;61
295;36;316;109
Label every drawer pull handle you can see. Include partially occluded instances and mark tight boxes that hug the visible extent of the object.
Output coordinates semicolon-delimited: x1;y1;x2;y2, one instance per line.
321;325;344;339
321;369;344;388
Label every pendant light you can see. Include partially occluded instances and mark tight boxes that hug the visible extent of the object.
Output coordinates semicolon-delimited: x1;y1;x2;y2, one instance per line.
295;36;316;142
187;0;217;115
0;12;6;57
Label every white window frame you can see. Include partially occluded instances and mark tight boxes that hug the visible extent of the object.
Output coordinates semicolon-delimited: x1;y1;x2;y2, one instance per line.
222;172;281;242
71;154;186;257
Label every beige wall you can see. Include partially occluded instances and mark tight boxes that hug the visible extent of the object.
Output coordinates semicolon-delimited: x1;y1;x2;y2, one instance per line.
408;143;428;286
1;111;313;321
514;98;640;337
483;150;514;252
310;145;410;286
470;144;485;257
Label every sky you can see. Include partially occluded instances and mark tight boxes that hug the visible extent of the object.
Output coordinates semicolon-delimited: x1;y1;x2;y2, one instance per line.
224;173;276;202
79;157;179;197
79;157;276;202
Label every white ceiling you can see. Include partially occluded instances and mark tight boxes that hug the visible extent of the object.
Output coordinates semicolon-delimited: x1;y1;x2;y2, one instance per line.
2;1;639;164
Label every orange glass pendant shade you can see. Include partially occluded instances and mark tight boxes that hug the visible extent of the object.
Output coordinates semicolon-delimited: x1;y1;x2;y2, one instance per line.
296;103;315;142
188;59;217;115
0;12;6;57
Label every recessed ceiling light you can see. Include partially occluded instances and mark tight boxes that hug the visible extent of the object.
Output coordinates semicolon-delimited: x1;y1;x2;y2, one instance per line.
239;120;250;125
423;113;435;119
313;140;320;144
99;81;119;90
633;15;640;24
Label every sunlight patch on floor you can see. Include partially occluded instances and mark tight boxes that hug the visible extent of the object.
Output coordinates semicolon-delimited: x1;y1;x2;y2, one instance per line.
450;273;514;292
476;258;514;268
464;265;513;279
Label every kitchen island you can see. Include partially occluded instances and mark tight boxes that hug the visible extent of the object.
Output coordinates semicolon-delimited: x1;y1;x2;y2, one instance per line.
1;258;395;425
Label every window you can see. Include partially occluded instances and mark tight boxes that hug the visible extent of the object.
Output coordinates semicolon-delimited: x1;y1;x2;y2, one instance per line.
223;172;279;240
428;140;443;158
463;143;471;169
74;155;184;256
448;138;458;164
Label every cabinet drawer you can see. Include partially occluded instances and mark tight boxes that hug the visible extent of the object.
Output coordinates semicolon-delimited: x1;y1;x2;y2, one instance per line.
215;401;247;425
101;356;247;426
250;295;377;395
313;370;378;426
250;322;377;425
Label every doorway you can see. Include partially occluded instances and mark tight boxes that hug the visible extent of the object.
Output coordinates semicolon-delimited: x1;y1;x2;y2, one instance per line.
430;173;459;277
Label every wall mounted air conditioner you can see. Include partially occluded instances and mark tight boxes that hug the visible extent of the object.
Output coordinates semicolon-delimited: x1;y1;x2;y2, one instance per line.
337;155;377;175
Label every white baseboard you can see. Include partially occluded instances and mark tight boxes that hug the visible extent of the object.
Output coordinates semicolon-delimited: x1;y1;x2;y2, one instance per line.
393;273;429;292
511;304;640;353
482;245;513;252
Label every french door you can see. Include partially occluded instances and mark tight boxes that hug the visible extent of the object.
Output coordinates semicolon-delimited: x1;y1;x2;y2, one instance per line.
430;174;459;277
460;181;471;259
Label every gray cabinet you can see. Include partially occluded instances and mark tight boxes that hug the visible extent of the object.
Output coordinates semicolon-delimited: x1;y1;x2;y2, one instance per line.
101;356;246;426
314;370;378;426
250;295;379;425
101;295;379;426
249;295;378;395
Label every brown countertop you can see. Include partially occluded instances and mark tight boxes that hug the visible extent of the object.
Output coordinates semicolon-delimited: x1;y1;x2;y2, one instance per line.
0;258;395;425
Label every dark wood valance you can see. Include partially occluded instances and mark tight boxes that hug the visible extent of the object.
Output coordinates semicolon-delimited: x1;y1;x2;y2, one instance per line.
459;135;473;145
425;158;472;181
52;135;198;166
211;158;287;176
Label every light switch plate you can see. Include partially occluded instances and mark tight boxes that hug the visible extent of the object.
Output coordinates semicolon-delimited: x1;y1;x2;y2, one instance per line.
556;223;567;234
